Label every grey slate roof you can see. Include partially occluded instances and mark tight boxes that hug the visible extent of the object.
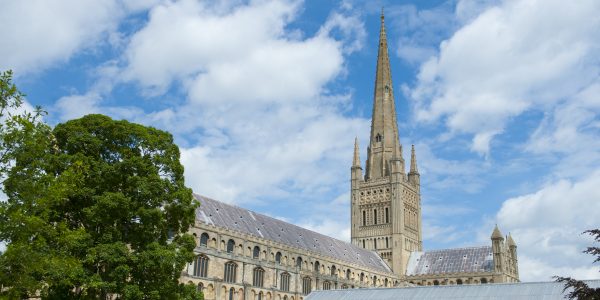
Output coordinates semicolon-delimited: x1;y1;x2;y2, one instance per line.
406;246;493;276
195;195;393;274
305;280;600;300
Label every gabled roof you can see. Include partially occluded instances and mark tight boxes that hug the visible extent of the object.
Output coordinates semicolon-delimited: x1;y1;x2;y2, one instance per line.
305;280;600;300
406;246;493;276
194;195;393;274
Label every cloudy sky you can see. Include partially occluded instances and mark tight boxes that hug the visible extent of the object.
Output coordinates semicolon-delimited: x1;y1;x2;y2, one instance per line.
2;0;599;282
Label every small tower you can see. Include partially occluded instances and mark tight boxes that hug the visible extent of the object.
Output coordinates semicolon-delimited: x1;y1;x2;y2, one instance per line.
408;145;420;189
350;137;363;240
507;233;519;280
491;225;505;277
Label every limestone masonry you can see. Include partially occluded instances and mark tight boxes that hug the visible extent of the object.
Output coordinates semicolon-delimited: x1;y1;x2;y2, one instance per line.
180;12;519;300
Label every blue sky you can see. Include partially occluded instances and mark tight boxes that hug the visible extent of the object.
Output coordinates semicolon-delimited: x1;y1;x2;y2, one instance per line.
2;0;599;282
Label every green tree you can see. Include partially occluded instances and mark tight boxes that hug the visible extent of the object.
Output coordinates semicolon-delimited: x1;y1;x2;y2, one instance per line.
0;71;202;299
555;229;600;300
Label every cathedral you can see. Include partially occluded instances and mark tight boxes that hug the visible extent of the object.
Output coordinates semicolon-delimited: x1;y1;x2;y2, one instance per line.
180;13;519;300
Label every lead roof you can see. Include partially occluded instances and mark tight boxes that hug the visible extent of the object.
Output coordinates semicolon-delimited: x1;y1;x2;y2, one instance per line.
305;280;600;300
195;195;393;274
406;246;494;276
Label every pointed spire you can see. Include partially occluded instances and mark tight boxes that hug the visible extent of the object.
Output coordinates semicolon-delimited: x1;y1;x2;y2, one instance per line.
353;137;361;168
507;233;517;247
491;224;504;240
409;145;419;174
365;11;401;180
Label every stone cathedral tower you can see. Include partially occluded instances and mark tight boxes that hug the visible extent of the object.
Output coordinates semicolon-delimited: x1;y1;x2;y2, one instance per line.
351;13;423;275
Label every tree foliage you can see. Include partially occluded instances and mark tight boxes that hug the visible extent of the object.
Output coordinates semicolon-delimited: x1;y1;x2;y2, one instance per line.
555;229;600;300
0;70;202;299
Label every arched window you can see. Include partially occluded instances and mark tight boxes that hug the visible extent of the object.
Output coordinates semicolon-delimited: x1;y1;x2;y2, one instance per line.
386;237;389;248
360;273;364;283
346;269;351;279
323;281;331;290
330;265;336;276
375;133;382;142
283;296;288;300
314;261;320;272
229;287;235;300
362;240;365;248
374;209;378;225
433;280;439;286
374;239;377;249
384;278;388;287
200;233;209;247
257;292;263;300
280;272;290;292
193;255;209;277
253;267;265;287
224;261;237;283
276;252;282;264
481;278;488;284
385;208;389;223
373;276;377;287
362;210;366;226
296;256;303;268
197;282;204;292
227;239;235;253
341;284;348;289
302;277;312;295
253;246;260;259
457;279;463;285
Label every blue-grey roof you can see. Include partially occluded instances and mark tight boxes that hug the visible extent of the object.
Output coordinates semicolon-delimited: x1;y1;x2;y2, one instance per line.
305;280;600;300
195;195;393;274
406;246;493;276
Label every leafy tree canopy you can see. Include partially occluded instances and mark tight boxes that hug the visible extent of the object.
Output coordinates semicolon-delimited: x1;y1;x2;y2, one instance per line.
0;70;201;299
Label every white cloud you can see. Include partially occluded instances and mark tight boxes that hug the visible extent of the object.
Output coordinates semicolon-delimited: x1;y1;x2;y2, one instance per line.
180;109;368;203
117;0;370;208
121;0;366;104
496;172;600;281
409;0;600;155
0;0;126;74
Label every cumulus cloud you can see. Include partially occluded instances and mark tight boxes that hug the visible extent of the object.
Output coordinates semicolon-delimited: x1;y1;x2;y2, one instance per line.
408;0;600;155
496;172;600;281
114;0;371;207
0;0;122;74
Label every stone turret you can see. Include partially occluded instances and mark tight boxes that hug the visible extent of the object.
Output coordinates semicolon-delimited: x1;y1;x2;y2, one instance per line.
507;233;519;279
350;137;363;240
491;225;504;274
408;145;420;189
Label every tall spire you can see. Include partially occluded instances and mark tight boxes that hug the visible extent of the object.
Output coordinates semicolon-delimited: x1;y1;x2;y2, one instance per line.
365;10;401;180
353;137;361;167
409;145;419;174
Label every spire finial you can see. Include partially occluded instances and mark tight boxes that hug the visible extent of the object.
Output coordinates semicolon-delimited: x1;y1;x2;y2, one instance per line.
381;7;385;21
507;232;517;247
353;137;361;167
409;144;419;174
491;224;504;240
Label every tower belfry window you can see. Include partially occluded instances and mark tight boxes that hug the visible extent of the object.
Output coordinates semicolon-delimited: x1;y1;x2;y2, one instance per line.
374;209;377;225
375;134;382;142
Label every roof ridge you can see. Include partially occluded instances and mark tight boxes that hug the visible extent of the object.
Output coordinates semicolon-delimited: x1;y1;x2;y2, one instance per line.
421;245;491;252
195;194;394;273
